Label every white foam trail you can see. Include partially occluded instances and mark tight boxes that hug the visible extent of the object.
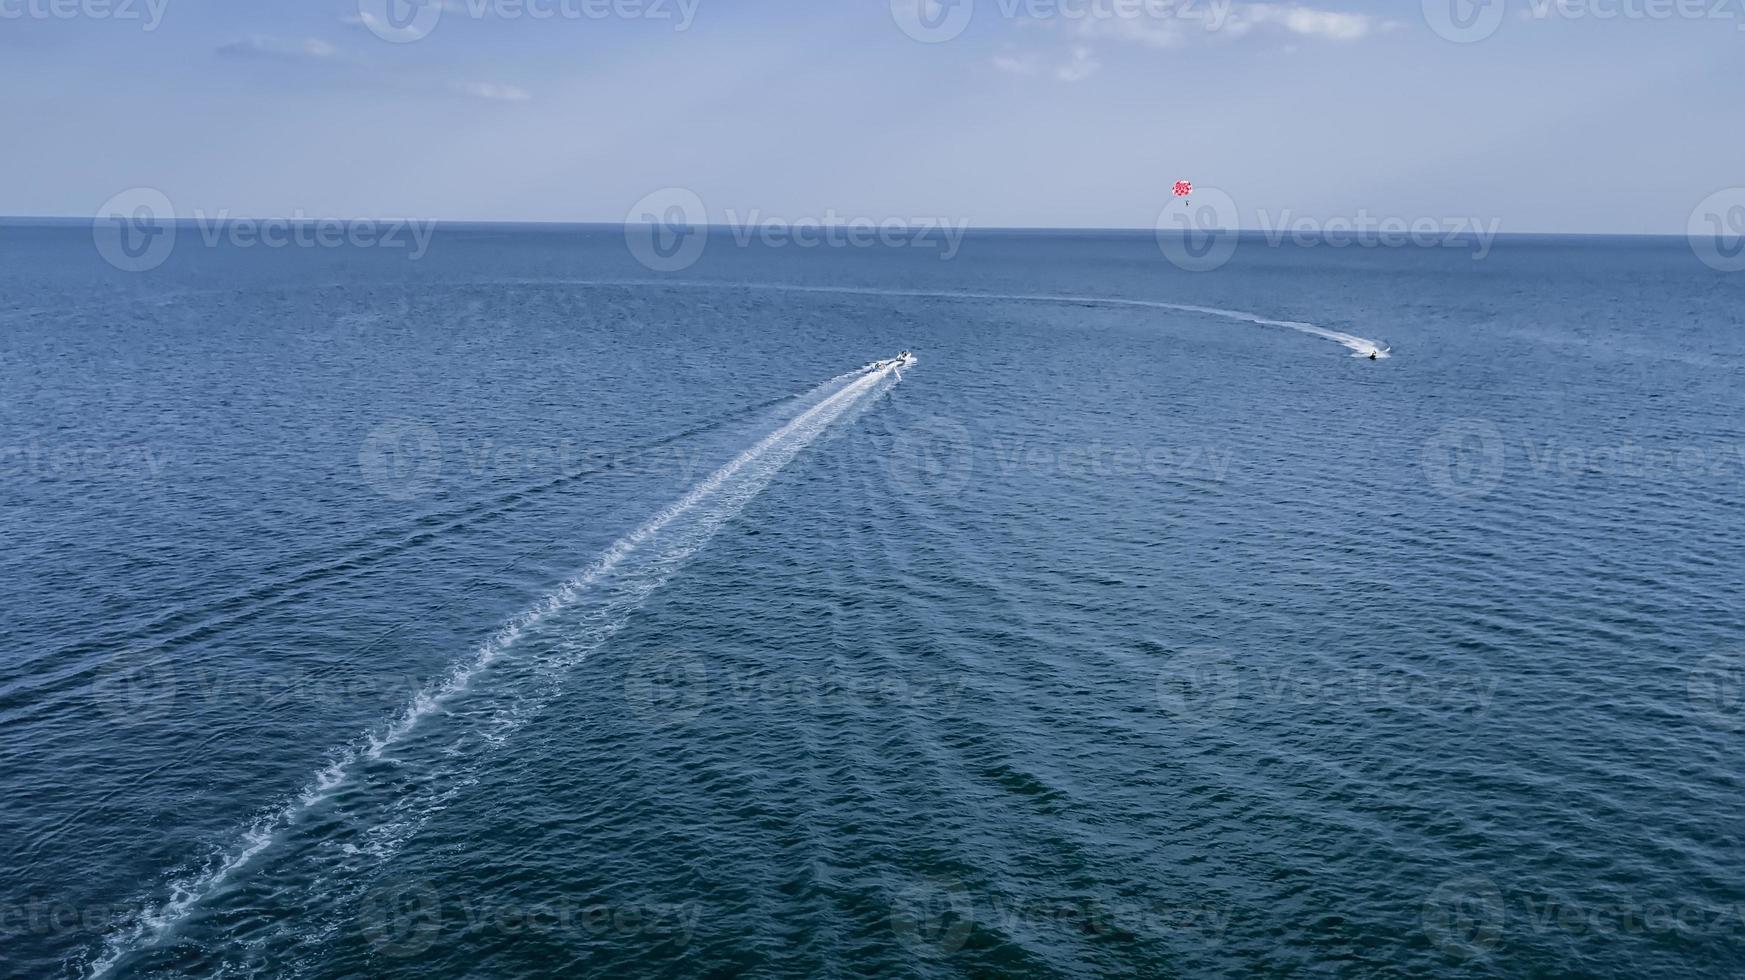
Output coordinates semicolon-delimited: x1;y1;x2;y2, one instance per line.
565;279;1391;358
85;363;901;978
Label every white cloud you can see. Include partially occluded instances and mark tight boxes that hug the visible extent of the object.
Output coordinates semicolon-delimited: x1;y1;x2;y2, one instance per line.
1228;4;1386;41
217;36;342;61
1070;14;1191;49
1056;45;1102;82
451;81;533;102
1047;3;1390;54
993;46;1100;82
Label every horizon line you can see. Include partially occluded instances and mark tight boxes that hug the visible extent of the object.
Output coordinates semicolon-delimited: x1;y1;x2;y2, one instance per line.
0;215;1695;241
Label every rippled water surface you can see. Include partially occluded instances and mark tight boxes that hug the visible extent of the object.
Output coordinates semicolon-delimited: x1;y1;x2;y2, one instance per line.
2;226;1743;978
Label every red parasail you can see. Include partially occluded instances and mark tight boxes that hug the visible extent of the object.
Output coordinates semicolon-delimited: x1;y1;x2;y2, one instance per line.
1172;180;1194;198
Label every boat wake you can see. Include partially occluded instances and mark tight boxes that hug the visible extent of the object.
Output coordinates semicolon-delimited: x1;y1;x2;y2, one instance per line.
84;361;907;978
560;279;1392;359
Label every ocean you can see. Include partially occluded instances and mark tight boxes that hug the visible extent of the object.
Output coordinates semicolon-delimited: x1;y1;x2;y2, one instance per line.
2;224;1743;978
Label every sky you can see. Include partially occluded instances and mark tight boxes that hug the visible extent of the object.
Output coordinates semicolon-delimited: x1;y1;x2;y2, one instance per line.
1;0;1741;233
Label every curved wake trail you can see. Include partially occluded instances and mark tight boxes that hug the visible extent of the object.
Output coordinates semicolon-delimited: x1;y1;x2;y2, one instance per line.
561;279;1391;358
85;363;904;978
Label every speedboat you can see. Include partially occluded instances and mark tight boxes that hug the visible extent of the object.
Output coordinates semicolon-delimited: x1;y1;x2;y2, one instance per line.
868;351;918;372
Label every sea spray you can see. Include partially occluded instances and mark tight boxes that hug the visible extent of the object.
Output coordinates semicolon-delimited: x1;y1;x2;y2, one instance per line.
558;280;1393;359
86;363;902;977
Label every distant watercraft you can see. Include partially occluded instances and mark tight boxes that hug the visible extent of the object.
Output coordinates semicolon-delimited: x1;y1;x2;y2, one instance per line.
867;351;918;372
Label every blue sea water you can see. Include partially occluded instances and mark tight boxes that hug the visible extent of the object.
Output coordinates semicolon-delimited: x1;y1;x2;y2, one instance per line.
2;224;1743;978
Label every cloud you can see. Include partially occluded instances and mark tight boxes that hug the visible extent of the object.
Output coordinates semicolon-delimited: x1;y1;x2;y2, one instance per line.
1224;4;1387;41
1056;45;1102;82
216;36;343;61
214;33;530;103
994;44;1100;82
1047;3;1391;52
451;81;533;102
